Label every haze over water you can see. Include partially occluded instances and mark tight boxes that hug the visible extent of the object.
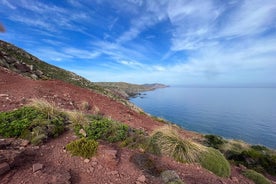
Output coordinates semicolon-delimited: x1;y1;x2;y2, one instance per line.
131;87;276;149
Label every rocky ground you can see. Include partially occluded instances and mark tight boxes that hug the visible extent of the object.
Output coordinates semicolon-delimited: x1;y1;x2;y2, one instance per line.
0;66;270;184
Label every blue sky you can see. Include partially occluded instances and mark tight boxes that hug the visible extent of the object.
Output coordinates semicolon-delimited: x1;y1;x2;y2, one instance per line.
0;0;276;86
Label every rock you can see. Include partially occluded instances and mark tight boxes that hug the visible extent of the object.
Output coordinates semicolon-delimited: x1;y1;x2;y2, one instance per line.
0;162;10;175
104;149;117;160
91;161;98;166
161;170;184;184
0;94;8;97
79;129;87;137
137;175;146;183
231;177;239;182
84;159;90;163
33;163;43;172
20;140;29;147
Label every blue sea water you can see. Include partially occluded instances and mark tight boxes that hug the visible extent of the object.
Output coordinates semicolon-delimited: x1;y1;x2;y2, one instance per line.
130;87;276;149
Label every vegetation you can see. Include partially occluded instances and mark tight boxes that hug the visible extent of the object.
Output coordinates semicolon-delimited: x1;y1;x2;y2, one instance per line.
0;104;67;145
204;134;276;176
66;138;98;158
147;126;231;177
243;169;271;184
147;126;203;163
204;134;225;149
161;170;184;184
130;153;164;176
199;147;231;177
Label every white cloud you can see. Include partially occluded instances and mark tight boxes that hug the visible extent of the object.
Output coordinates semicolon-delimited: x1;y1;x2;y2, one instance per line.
0;0;16;9
218;0;276;38
63;48;101;59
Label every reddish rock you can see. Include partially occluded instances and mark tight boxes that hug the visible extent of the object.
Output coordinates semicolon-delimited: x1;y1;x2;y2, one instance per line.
0;162;10;175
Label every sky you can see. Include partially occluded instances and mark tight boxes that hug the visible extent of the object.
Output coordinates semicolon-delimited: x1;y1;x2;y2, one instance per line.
0;0;276;86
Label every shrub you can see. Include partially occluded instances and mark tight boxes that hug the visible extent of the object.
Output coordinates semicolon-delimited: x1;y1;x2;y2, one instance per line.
243;169;271;184
199;147;231;177
121;129;149;149
0;104;67;145
66;138;98;158
228;146;276;176
74;116;129;143
204;134;225;149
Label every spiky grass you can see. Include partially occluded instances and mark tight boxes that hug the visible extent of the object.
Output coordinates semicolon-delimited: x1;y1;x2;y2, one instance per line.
66;110;88;126
148;126;205;163
29;98;60;118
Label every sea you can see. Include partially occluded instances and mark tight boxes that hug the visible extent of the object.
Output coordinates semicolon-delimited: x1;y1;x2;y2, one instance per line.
130;86;276;149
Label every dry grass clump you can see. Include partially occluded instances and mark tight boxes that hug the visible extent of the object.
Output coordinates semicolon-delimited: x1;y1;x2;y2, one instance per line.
29;98;60;118
148;126;205;163
148;126;231;177
66;110;88;126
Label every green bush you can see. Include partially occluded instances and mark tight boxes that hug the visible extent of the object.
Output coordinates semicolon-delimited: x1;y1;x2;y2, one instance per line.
0;106;67;145
243;169;271;184
66;138;98;158
199;147;231;177
74;116;129;143
228;146;276;176
204;134;225;149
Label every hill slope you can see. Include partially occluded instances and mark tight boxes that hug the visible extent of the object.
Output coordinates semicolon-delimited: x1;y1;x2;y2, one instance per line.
0;40;167;100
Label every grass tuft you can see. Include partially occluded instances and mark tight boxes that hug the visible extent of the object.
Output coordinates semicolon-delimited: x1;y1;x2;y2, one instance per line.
29;98;60;118
147;126;204;163
243;169;271;184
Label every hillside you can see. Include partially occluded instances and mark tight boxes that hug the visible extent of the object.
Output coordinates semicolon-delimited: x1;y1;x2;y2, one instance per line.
0;40;167;101
0;40;275;184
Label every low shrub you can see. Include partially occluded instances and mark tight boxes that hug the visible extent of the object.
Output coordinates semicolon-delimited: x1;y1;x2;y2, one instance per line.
66;138;98;158
199;147;231;177
120;129;149;149
74;116;129;143
243;169;271;184
204;134;225;149
0;104;67;145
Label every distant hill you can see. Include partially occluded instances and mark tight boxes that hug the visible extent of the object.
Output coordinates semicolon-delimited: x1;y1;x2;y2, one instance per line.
96;82;168;98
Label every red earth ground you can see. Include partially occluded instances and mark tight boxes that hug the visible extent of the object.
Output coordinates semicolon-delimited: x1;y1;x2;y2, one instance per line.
0;66;271;184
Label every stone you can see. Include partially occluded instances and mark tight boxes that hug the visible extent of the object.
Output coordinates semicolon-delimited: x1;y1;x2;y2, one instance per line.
0;162;10;175
33;163;43;172
84;159;90;163
104;149;117;160
20;140;29;147
79;129;87;137
0;94;8;97
137;175;146;183
91;161;98;166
